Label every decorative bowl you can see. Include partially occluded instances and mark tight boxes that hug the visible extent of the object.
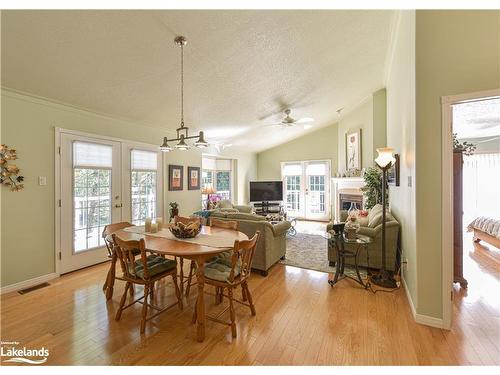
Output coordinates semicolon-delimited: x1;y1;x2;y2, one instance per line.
169;221;201;239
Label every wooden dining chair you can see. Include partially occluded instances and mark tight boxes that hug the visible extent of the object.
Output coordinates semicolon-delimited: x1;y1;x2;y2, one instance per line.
102;222;135;300
112;234;183;334
185;218;239;297
173;215;202;295
192;231;260;338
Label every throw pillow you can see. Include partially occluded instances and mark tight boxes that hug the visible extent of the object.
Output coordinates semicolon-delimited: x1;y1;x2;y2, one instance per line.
217;199;233;209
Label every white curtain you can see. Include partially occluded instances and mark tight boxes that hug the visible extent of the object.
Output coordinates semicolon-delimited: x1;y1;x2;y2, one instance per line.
462;153;500;225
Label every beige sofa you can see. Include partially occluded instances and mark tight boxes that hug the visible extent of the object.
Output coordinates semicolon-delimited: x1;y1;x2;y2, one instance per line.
210;211;291;276
214;199;253;214
326;204;400;271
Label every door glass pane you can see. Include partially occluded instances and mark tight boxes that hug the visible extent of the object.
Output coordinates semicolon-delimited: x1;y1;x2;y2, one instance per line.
131;170;157;225
73;167;111;252
308;175;325;213
285;175;301;212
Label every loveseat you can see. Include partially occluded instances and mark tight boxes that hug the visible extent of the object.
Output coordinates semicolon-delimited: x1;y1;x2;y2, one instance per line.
210;211;291;276
326;204;400;271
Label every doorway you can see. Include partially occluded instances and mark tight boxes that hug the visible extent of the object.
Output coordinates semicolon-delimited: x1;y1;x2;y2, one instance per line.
441;89;500;330
281;160;330;221
57;130;163;274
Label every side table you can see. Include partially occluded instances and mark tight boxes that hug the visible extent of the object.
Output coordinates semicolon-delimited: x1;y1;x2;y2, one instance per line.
324;231;371;289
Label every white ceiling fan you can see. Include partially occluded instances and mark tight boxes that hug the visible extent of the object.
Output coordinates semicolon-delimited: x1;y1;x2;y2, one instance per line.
265;109;314;128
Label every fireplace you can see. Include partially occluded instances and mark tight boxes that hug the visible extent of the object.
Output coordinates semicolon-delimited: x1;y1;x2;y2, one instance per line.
339;192;363;211
331;177;366;221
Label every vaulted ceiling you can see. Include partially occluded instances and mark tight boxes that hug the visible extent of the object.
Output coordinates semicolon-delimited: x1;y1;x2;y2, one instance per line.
1;10;395;152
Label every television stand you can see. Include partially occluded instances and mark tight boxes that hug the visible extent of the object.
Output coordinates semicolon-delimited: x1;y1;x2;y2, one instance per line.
253;201;282;216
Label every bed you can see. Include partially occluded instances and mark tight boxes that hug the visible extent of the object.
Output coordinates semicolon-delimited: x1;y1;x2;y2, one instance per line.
467;217;500;249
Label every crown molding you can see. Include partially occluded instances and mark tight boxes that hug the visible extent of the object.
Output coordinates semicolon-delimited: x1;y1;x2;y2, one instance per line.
1;86;177;137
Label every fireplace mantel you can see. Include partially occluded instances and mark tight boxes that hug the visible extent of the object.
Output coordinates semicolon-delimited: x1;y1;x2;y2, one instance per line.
331;177;366;222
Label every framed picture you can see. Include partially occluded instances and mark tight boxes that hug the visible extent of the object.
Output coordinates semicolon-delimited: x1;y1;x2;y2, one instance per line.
188;166;200;190
345;129;362;170
168;164;183;191
388;154;400;186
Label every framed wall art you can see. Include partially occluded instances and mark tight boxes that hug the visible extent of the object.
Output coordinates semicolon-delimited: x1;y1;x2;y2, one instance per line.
345;129;362;170
168;164;183;191
388;153;400;186
188;166;200;190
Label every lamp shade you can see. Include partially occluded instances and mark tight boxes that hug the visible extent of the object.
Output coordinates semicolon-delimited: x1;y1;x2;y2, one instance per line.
202;184;216;194
194;131;209;148
175;134;190;150
375;147;396;168
160;137;173;152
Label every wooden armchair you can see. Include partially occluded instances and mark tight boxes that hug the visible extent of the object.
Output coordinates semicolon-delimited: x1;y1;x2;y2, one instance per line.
102;222;135;300
112;234;183;334
192;231;260;338
185;218;239;297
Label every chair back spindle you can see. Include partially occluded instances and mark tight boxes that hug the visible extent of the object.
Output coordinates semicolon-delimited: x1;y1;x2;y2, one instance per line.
102;222;134;257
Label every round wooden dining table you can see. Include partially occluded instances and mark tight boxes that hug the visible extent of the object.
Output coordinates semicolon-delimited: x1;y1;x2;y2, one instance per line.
109;225;248;342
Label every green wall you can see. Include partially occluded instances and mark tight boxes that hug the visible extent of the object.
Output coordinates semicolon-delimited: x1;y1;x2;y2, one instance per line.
0;90;256;287
415;10;500;318
386;11;418;308
337;97;374;173
256;123;339;180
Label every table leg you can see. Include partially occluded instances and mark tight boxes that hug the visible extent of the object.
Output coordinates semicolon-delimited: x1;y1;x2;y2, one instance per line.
179;257;184;295
331;240;342;285
195;258;206;342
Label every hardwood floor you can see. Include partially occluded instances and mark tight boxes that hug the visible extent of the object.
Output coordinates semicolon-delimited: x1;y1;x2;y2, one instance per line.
1;247;499;365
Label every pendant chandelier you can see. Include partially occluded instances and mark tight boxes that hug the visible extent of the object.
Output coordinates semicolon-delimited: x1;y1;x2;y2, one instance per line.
160;36;208;152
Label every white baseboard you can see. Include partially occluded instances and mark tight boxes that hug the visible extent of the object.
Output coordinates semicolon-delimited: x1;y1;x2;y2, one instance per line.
401;275;444;329
1;273;59;295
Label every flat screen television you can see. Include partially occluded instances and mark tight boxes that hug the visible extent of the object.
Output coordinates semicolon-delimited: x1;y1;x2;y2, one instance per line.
250;181;283;202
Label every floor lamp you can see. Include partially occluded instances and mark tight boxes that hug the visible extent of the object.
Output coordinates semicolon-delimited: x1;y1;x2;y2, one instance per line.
371;147;398;288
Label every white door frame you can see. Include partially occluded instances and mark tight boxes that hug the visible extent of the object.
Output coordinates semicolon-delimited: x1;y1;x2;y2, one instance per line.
440;88;500;330
55;128;163;275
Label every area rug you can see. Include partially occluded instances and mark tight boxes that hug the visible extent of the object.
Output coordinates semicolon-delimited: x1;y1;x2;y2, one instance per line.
281;232;367;279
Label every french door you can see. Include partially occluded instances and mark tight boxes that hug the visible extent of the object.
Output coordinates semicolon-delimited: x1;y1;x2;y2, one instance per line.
282;160;330;221
58;131;163;274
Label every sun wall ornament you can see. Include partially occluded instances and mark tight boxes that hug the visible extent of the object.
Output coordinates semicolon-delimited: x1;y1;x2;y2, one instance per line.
0;144;25;191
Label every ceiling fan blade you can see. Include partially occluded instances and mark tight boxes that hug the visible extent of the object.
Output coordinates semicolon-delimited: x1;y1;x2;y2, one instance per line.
296;117;314;124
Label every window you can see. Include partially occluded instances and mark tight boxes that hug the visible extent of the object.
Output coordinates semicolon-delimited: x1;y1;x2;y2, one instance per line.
73;141;112;252
201;157;233;205
131;150;157;225
216;171;231;200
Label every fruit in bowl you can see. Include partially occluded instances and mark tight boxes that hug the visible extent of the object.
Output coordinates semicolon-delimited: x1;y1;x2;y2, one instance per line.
169;221;201;239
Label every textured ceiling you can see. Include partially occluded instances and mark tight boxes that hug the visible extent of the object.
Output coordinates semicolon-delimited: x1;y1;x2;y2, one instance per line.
1;10;394;152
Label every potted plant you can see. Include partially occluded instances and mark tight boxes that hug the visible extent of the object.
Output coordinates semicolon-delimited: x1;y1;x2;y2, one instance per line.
169;202;179;222
453;133;476;156
361;167;388;209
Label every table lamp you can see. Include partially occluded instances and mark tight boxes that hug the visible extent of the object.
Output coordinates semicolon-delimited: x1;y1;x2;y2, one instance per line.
372;147;398;288
202;184;216;209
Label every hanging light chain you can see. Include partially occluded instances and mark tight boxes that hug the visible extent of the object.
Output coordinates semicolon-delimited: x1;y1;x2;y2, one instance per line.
180;41;184;127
